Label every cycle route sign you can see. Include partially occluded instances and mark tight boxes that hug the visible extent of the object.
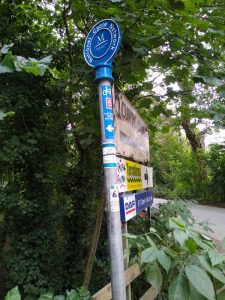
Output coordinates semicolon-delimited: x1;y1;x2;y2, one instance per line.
84;19;122;67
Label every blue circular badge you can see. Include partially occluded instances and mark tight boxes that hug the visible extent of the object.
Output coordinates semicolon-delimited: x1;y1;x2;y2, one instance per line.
83;19;122;67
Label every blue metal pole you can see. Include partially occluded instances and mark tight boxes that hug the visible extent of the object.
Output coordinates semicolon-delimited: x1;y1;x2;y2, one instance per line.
96;64;126;300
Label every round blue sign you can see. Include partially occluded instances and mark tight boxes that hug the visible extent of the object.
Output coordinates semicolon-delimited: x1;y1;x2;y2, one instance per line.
83;19;122;67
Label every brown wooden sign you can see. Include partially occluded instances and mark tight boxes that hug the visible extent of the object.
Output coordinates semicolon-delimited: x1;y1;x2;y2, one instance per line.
113;86;150;164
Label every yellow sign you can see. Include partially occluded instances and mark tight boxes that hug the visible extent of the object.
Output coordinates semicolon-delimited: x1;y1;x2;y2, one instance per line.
126;160;142;191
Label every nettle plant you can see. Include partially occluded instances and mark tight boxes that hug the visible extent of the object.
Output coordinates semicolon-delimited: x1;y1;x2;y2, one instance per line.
125;201;225;300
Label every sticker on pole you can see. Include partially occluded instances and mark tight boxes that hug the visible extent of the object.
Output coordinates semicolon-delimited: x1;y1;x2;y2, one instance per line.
110;184;120;212
102;85;115;140
83;19;122;67
120;190;153;222
117;158;153;193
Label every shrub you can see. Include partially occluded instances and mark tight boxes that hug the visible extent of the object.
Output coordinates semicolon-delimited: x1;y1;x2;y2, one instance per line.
125;201;225;300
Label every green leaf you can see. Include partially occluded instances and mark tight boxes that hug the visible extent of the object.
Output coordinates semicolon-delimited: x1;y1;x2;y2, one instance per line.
218;290;225;300
0;110;14;120
22;65;40;76
174;229;188;246
185;265;215;300
149;227;157;233
194;75;222;87
190;285;208;300
38;292;54;300
198;256;225;284
38;55;52;64
54;296;65;300
1;43;14;54
222;237;225;249
156;249;171;273
141;247;157;264
169;217;186;230
168;273;190;300
66;289;79;300
132;46;147;55
192;235;213;251
163;247;177;258
1;52;14;69
145;262;162;290
200;234;212;241
0;65;13;73
5;286;21;300
203;76;222;87
185;238;197;254
208;250;225;267
146;235;156;247
123;233;137;239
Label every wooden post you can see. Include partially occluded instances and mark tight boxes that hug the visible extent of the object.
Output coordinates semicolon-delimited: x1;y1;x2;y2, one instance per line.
122;222;132;300
83;188;105;289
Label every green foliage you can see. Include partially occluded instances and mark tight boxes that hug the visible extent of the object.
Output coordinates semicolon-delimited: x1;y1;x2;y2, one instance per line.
0;44;52;76
4;287;92;300
5;286;21;300
125;201;225;299
207;144;225;200
152;131;206;200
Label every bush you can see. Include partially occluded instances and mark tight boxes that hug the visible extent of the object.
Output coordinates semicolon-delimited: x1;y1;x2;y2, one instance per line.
207;144;225;202
4;286;92;300
125;201;225;300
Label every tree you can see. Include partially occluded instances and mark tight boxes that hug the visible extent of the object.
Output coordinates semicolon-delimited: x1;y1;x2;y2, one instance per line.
0;0;224;298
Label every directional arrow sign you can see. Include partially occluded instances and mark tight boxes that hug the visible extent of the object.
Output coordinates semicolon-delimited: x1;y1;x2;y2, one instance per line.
101;85;114;140
106;125;114;132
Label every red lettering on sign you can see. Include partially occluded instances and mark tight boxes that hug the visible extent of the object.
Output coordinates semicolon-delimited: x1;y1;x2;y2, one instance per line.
106;97;112;109
126;207;136;215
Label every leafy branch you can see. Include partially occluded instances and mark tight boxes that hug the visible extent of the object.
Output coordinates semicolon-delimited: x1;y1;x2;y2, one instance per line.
0;44;52;76
125;201;225;300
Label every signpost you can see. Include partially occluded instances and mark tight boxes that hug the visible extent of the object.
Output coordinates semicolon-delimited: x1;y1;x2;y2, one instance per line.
84;20;126;300
120;190;153;222
113;87;150;164
84;19;153;300
117;158;153;193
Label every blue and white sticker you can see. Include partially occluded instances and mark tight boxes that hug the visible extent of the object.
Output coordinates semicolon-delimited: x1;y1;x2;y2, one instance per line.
103;154;117;169
120;191;153;222
83;19;122;67
120;193;136;222
102;143;116;155
101;85;115;140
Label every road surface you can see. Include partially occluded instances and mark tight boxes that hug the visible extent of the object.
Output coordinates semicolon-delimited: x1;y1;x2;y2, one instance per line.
153;198;225;241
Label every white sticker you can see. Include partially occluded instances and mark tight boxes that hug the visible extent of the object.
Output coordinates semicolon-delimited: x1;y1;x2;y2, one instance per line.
110;184;120;212
103;147;116;155
141;166;153;188
103;154;117;164
117;157;127;193
123;193;136;221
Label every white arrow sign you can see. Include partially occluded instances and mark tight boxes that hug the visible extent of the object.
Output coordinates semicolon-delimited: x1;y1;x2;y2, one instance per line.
106;125;114;132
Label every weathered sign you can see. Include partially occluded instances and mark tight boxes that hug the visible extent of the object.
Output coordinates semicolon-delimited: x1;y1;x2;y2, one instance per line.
120;190;153;222
117;158;153;193
113;86;150;164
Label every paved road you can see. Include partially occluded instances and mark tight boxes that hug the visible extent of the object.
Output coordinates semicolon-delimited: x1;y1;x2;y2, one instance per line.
154;198;225;241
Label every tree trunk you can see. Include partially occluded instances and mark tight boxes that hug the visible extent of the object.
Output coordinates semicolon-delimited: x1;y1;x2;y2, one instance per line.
182;119;207;179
